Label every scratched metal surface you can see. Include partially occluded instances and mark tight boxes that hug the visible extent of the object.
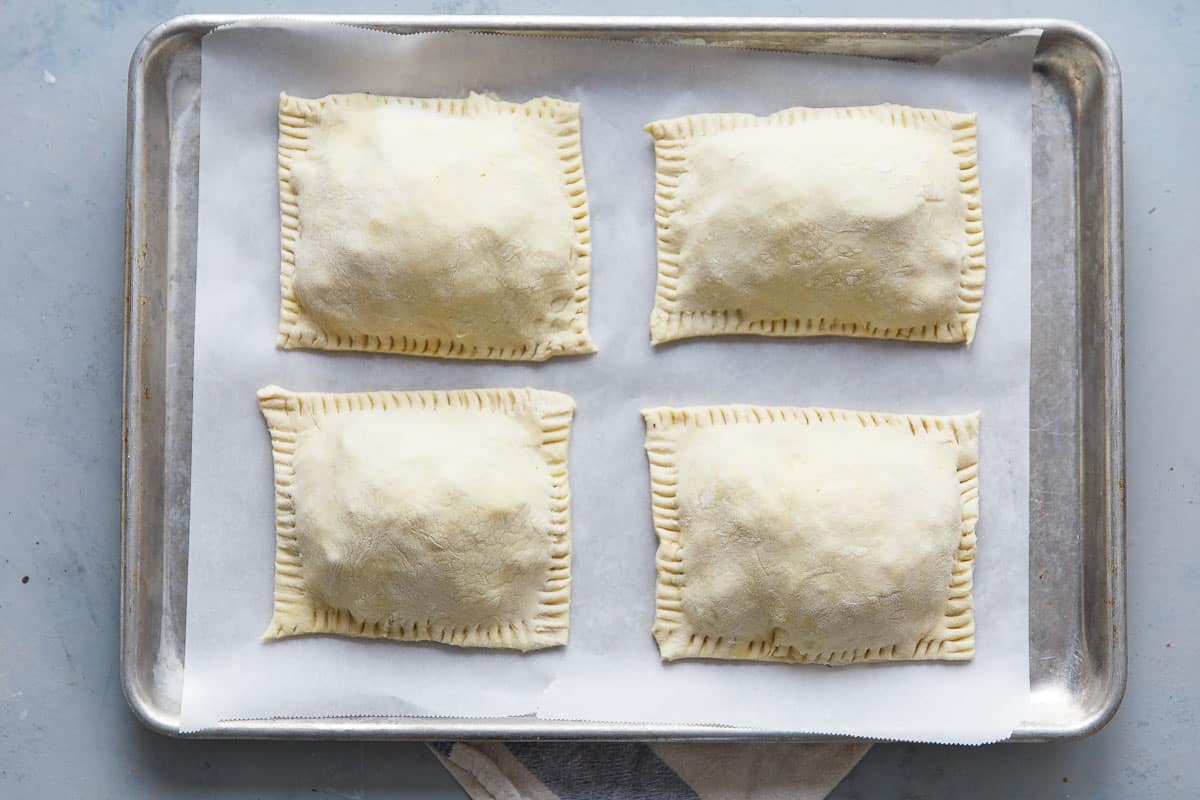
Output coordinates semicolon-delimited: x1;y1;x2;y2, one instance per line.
121;14;1123;743
3;0;1193;797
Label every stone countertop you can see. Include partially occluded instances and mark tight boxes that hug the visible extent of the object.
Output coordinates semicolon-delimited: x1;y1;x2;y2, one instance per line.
1;1;1193;797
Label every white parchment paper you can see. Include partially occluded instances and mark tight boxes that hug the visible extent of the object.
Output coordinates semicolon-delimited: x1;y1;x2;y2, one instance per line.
182;22;1036;743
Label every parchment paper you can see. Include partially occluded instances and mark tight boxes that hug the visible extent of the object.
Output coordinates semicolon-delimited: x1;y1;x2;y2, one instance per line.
182;22;1036;743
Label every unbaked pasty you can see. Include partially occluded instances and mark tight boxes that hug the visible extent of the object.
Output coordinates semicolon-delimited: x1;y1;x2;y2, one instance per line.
643;405;979;664
277;92;594;360
646;104;985;345
258;386;574;650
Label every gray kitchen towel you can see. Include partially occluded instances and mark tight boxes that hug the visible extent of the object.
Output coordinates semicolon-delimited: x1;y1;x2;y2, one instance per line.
429;742;870;799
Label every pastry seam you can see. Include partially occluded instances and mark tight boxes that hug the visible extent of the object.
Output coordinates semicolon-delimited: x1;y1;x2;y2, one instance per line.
258;385;573;650
642;405;978;664
646;104;985;346
276;92;594;361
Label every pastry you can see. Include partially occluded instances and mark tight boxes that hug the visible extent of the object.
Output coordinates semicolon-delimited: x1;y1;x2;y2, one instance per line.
646;104;985;345
258;385;574;650
643;404;979;664
277;92;594;360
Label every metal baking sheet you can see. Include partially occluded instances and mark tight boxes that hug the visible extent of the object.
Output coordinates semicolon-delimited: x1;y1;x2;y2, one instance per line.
121;15;1124;741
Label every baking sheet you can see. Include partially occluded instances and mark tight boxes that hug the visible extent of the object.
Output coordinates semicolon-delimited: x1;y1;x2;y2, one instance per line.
182;22;1035;743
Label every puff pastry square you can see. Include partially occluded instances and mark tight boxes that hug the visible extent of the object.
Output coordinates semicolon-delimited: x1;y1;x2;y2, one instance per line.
646;104;985;345
643;405;980;665
258;386;574;651
277;92;594;361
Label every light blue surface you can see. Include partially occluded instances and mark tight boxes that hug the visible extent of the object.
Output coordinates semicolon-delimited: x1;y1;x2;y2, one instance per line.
0;0;1193;797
